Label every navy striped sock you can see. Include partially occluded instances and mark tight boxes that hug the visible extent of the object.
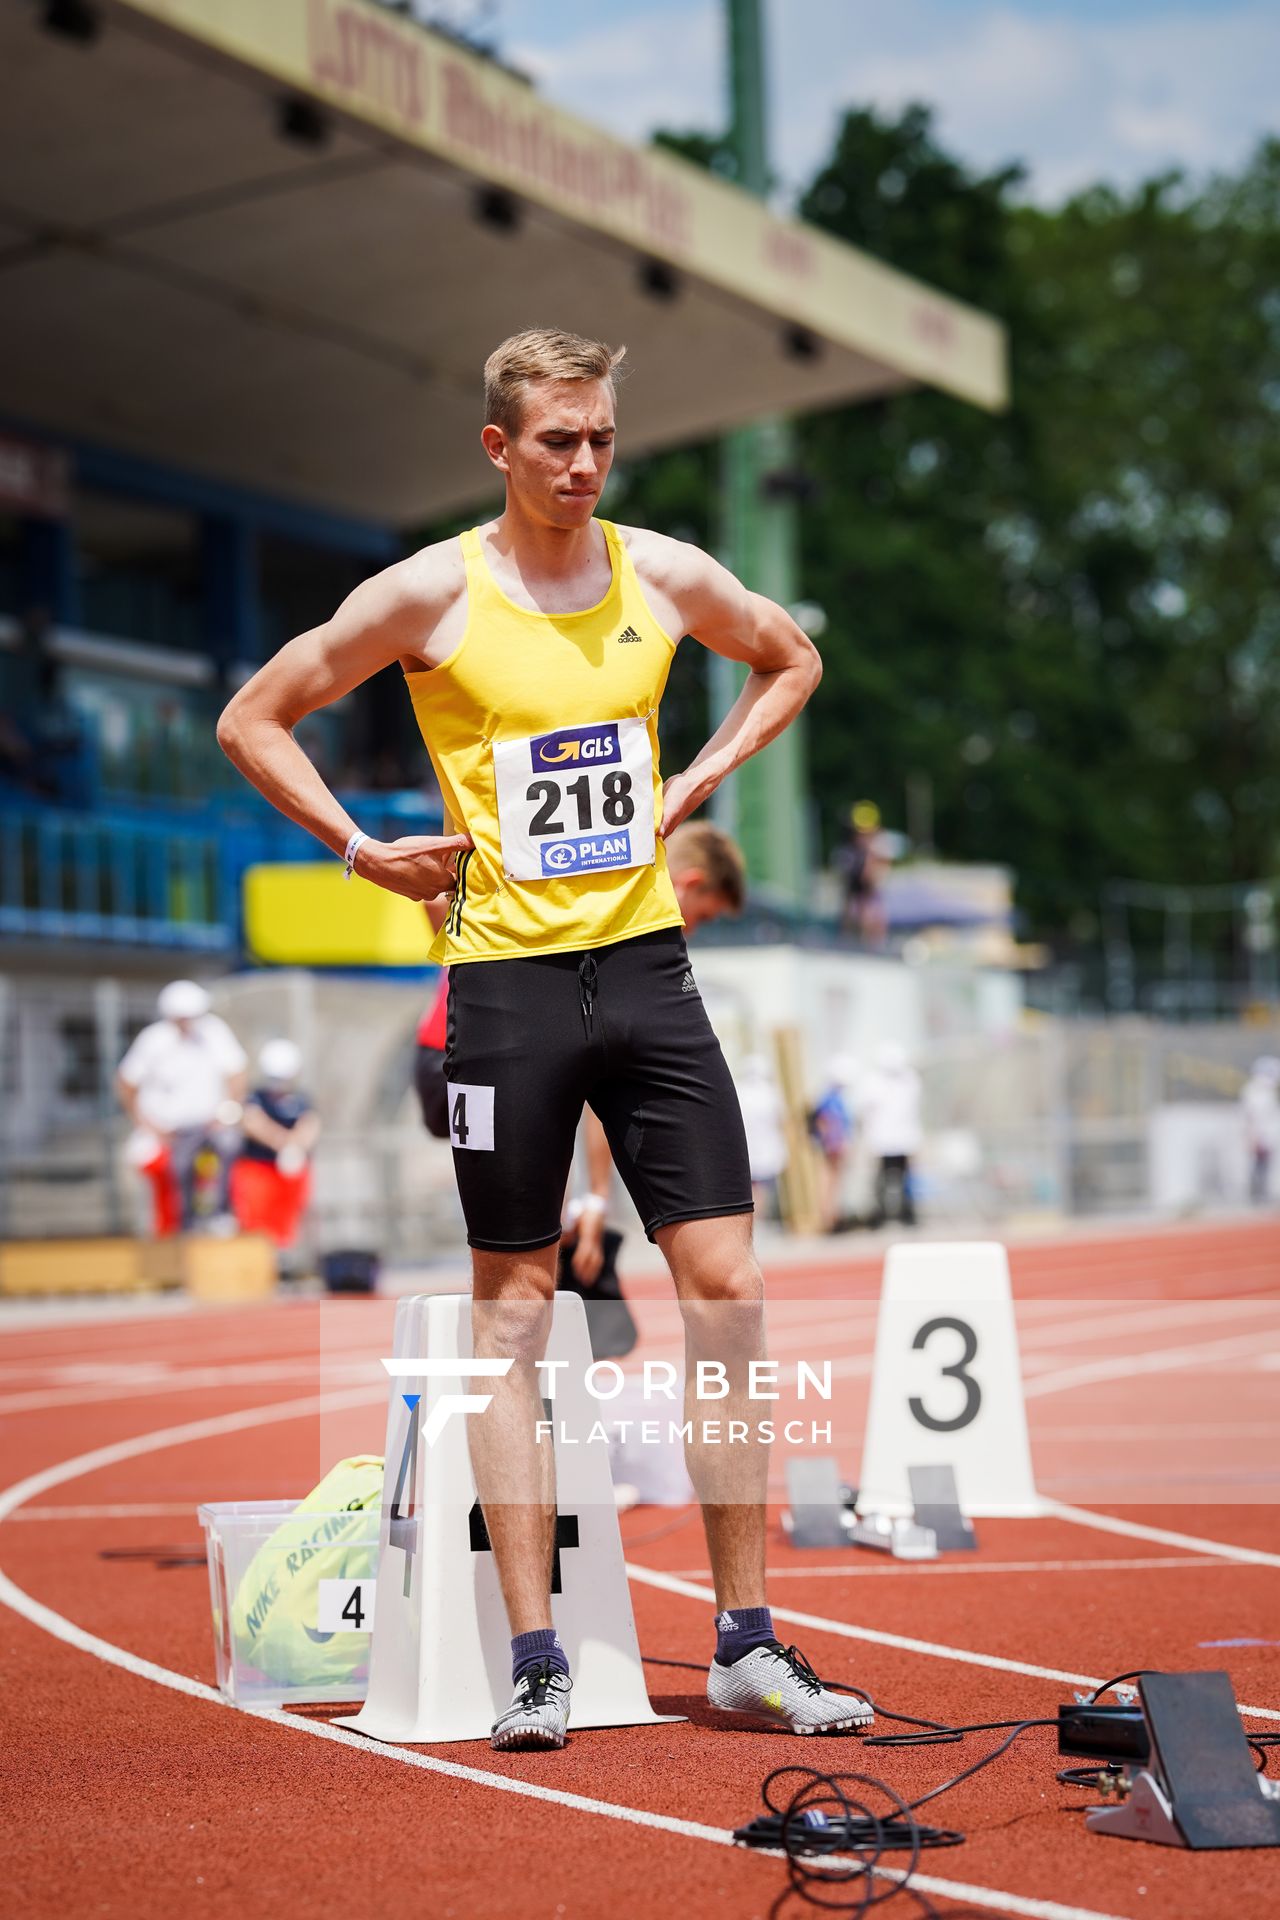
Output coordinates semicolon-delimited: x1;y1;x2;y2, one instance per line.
511;1628;569;1687
714;1606;775;1665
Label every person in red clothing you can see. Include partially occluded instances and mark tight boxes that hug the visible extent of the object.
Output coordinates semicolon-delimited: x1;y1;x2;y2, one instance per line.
413;898;453;1138
230;1040;321;1249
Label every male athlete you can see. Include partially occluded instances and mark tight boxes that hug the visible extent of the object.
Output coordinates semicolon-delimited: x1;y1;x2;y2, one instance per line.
218;327;871;1751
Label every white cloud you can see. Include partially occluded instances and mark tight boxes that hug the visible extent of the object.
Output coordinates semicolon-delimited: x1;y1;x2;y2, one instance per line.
506;4;722;146
494;0;1279;207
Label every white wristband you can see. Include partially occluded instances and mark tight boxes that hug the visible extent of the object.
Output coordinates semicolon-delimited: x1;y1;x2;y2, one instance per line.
343;830;367;881
579;1192;607;1216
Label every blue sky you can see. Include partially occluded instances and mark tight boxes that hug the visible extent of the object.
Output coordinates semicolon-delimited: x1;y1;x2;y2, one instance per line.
450;1;1279;205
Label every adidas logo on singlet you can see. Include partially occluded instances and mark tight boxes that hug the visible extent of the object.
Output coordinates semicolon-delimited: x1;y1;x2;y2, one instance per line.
616;624;642;644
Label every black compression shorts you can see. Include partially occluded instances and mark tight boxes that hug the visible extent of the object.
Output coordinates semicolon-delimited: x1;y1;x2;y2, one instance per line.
443;927;753;1253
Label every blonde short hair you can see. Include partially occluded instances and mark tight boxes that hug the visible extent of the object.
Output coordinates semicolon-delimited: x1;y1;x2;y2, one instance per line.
484;328;626;437
665;822;747;912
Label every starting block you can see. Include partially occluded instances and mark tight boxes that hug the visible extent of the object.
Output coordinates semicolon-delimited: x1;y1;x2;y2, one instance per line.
782;1457;851;1548
908;1463;978;1552
1086;1672;1280;1850
845;1510;938;1560
337;1292;676;1746
782;1457;941;1559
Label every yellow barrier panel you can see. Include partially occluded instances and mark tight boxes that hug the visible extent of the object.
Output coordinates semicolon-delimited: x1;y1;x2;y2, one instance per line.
244;864;432;967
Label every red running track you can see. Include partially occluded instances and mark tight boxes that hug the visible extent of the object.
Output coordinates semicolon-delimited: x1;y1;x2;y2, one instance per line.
2;1219;1279;1920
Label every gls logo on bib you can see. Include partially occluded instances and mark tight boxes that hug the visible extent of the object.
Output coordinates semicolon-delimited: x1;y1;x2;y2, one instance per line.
530;725;621;770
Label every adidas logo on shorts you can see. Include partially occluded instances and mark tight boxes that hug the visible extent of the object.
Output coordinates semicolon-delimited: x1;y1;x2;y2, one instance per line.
616;624;642;644
681;969;697;994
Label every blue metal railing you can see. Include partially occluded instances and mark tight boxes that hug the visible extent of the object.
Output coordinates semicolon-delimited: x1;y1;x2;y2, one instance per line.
0;805;231;949
0;789;445;953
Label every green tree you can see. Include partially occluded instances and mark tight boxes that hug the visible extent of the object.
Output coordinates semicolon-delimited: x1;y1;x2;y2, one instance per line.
618;107;1280;953
805;111;1280;939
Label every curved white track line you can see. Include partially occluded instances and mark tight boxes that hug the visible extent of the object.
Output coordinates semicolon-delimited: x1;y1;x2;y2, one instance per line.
0;1386;1135;1920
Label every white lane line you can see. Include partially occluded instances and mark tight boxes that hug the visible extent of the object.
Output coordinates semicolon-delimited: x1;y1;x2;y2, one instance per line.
0;1392;1134;1920
0;1358;379;1417
1023;1330;1279;1401
1033;1424;1280;1440
1046;1502;1280;1572
664;1556;1231;1581
10;1503;203;1521
625;1564;1280;1723
1017;1298;1277;1355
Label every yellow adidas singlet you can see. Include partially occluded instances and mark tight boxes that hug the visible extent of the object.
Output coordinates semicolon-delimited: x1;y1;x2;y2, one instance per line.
406;521;685;965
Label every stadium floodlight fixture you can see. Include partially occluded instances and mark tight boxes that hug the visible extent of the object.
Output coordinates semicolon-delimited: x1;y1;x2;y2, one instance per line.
42;0;100;42
277;96;331;149
638;259;680;303
474;187;521;233
782;324;821;363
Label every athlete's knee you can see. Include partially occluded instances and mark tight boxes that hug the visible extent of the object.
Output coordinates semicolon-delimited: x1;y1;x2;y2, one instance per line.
676;1255;764;1363
470;1251;556;1364
660;1215;759;1296
473;1297;553;1368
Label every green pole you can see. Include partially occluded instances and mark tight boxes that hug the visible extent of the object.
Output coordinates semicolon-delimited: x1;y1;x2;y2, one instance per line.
710;0;808;903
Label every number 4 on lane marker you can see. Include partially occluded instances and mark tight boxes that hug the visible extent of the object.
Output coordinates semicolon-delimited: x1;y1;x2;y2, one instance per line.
859;1243;1042;1518
317;1578;377;1634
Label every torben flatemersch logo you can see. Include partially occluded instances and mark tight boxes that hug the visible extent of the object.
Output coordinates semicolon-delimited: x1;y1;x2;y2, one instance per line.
382;1356;834;1449
382;1357;514;1445
529;724;621;769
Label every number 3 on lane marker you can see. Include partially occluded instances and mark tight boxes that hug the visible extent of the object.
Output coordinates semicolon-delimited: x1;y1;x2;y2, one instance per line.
859;1243;1041;1518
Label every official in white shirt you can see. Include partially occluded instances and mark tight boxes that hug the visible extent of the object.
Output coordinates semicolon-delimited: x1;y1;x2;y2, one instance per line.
116;980;248;1230
860;1042;924;1228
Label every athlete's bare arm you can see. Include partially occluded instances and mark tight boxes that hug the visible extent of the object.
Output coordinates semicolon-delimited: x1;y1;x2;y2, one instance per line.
621;529;822;836
216;543;472;902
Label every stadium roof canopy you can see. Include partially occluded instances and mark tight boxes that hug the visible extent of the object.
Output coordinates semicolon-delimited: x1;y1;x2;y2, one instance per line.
1;0;1007;527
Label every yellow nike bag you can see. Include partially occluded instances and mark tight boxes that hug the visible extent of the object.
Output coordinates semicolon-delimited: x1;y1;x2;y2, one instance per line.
229;1455;383;1689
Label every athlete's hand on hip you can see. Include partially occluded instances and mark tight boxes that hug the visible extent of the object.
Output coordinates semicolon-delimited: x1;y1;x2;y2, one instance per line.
659;768;717;838
357;833;473;901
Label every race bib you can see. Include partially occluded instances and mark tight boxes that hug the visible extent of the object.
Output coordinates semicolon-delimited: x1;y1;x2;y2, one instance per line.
492;718;656;883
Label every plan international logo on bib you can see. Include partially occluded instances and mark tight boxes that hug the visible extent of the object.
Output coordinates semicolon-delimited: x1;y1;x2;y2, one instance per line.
529;723;621;770
541;831;632;875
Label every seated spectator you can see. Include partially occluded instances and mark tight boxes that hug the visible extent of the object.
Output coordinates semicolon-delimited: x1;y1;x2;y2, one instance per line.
230;1040;321;1250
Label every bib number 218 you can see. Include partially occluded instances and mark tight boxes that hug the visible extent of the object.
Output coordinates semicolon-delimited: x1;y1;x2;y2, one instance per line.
526;769;636;836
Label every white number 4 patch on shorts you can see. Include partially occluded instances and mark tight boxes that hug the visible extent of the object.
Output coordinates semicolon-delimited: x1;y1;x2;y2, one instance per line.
446;1083;495;1151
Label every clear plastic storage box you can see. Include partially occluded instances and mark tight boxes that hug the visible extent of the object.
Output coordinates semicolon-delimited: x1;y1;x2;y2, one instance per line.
199;1499;379;1708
